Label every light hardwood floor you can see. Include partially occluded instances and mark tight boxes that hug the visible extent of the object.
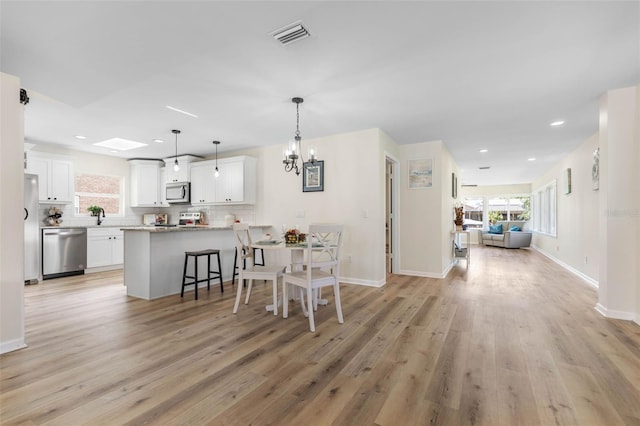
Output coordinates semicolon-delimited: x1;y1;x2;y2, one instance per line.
2;247;640;425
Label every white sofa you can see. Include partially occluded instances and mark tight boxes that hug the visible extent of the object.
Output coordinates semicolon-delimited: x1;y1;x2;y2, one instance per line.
481;221;532;248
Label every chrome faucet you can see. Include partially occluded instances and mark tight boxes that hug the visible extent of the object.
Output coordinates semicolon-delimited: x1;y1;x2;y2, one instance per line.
97;208;106;225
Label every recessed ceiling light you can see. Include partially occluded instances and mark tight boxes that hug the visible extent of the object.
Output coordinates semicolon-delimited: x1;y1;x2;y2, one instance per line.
528;157;536;161
166;105;198;118
153;139;164;143
550;120;565;127
74;135;86;140
479;149;488;153
110;150;118;153
93;138;148;151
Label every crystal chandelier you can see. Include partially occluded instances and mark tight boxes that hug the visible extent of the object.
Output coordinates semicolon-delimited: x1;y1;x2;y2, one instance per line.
283;97;317;175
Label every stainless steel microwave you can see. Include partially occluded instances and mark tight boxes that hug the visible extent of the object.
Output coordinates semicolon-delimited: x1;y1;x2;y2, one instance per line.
166;182;190;204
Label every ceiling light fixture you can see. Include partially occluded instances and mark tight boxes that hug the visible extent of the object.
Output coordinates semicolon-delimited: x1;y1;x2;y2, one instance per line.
153;139;164;143
75;135;86;140
212;140;220;178
528;157;536;161
172;129;181;172
166;105;198;118
550;120;565;127
283;97;317;176
479;149;488;153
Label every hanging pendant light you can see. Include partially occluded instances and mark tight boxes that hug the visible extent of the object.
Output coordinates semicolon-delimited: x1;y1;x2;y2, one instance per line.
172;129;181;172
212;140;220;178
283;97;317;176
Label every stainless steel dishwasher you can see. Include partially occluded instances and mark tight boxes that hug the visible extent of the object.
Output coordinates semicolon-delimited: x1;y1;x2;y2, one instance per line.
42;228;87;280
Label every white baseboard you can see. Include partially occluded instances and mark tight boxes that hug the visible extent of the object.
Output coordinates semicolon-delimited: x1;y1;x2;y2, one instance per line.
531;245;598;289
397;268;447;279
594;303;636;321
340;276;386;288
85;264;123;274
1;338;27;355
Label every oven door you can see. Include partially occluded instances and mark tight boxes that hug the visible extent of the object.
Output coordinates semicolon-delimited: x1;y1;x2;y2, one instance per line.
166;182;190;204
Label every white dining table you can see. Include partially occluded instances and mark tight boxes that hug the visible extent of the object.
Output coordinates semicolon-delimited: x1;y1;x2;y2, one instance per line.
251;240;328;313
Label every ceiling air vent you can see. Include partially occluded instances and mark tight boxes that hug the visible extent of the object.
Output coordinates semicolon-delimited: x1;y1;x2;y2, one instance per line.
478;166;491;170
272;22;310;45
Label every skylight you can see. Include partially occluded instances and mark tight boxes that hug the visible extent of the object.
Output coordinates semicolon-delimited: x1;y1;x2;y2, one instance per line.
93;138;148;151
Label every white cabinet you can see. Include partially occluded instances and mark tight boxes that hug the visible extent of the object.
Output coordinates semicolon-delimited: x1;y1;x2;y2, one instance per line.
190;156;256;205
26;153;74;203
163;155;201;183
190;163;217;204
87;228;124;268
129;160;166;207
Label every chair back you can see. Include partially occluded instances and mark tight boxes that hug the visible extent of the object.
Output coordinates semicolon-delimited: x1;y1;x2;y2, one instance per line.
232;223;254;263
305;224;343;278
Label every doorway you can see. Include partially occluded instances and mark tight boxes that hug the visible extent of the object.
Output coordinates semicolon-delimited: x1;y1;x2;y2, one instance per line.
385;154;399;275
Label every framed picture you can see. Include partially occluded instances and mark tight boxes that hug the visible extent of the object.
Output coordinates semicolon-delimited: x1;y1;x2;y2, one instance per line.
303;160;324;192
452;172;458;199
408;158;433;189
564;168;572;194
592;148;599;191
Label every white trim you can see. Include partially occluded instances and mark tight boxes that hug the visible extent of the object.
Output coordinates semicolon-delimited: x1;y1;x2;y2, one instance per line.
85;264;123;274
1;338;27;355
594;303;636;321
531;245;598;288
398;268;448;279
340;276;385;288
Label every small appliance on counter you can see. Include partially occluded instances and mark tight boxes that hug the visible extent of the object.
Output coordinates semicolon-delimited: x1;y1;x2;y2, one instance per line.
143;213;168;226
179;212;205;226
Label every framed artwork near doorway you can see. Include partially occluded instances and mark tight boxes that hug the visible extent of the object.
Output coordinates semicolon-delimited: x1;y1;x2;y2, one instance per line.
452;172;457;199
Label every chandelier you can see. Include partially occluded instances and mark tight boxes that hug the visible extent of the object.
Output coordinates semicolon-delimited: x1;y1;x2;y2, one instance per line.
283;97;317;175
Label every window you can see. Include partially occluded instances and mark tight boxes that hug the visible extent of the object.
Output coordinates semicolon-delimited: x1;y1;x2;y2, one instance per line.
74;174;123;216
462;197;484;229
532;180;556;236
464;195;531;228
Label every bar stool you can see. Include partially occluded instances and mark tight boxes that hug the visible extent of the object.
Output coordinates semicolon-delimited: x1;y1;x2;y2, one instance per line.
181;249;223;300
232;247;265;286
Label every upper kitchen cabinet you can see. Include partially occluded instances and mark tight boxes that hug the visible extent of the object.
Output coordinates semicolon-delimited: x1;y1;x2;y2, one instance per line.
26;152;74;203
162;155;202;183
128;159;166;207
190;156;256;205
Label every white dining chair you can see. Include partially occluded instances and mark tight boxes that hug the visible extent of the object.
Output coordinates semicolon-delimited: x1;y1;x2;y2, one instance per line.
232;223;286;315
282;224;344;332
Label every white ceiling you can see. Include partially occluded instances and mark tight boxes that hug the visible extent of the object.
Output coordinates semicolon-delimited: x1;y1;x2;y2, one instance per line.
2;1;638;185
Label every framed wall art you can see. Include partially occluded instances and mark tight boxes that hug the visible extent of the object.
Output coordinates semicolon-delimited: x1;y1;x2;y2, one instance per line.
303;160;324;192
408;158;433;189
452;172;458;199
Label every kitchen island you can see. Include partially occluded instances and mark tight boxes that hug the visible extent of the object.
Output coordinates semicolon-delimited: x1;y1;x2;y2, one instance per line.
122;225;271;300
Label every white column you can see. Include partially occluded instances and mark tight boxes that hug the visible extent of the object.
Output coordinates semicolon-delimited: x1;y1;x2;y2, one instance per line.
0;73;26;353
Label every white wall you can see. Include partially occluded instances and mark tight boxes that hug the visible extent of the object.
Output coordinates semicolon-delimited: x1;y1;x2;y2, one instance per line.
531;134;599;284
398;140;458;278
1;73;26;353
596;85;639;322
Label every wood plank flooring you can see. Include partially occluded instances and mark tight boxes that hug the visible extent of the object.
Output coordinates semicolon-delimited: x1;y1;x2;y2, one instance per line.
2;246;640;425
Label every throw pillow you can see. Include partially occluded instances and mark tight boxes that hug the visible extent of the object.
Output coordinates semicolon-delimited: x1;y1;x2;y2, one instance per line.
489;224;503;234
509;226;521;231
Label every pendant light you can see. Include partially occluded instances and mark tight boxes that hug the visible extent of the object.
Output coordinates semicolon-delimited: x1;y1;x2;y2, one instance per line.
172;129;181;172
212;140;220;178
283;97;317;176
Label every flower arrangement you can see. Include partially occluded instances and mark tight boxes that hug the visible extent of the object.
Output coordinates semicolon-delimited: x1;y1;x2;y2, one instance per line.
284;228;306;244
454;201;464;226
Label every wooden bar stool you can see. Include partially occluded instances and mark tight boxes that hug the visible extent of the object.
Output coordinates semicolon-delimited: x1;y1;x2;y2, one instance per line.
181;249;223;300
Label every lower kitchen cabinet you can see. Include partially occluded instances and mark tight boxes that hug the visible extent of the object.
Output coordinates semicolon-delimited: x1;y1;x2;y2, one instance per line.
87;228;124;268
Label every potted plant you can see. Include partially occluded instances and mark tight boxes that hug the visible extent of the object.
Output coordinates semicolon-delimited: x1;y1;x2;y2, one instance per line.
87;205;103;216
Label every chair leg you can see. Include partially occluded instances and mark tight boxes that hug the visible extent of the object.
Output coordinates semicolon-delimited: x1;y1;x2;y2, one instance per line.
232;275;243;314
194;256;198;300
181;254;188;297
306;286;316;332
232;247;238;286
207;253;211;292
216;252;223;292
282;280;289;318
334;283;344;324
300;288;308;318
244;279;253;304
272;277;278;316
